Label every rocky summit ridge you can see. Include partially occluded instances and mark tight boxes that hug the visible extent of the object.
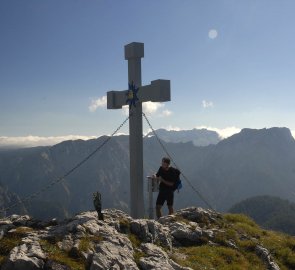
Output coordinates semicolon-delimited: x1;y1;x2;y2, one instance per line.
1;207;293;270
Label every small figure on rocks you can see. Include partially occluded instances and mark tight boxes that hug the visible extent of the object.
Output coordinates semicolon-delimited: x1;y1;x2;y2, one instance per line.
93;192;104;220
152;157;180;219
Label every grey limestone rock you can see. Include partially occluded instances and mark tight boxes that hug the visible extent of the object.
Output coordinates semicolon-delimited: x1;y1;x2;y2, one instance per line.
9;214;31;226
139;243;192;270
43;260;72;270
2;241;46;270
130;219;153;242
169;221;204;246
255;245;280;270
0;207;282;270
129;218;173;250
146;219;172;249
90;240;138;270
173;207;221;225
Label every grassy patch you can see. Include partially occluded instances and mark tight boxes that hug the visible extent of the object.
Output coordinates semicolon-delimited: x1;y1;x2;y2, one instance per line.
127;233;147;267
119;218;131;233
13;226;34;236
223;213;295;270
214;228;239;247
42;234;64;245
222;214;262;243
173;215;191;225
133;250;146;265
237;239;257;251
0;255;6;267
78;234;103;252
224;214;257;228
224;228;238;241
40;239;85;270
172;245;265;270
0;226;37;267
235;223;261;239
195;215;212;228
259;231;295;270
0;234;23;256
128;233;141;248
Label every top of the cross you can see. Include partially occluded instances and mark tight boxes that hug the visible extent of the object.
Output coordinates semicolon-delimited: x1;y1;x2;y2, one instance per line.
125;42;144;60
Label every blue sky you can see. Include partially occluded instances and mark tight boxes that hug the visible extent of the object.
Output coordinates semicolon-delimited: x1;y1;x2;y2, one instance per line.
1;0;295;146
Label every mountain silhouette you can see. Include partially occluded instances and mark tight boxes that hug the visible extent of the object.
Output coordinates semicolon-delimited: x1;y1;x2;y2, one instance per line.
0;127;294;219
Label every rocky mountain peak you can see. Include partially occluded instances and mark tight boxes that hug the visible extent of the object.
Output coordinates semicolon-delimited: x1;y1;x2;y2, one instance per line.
1;207;288;270
229;127;293;143
146;128;221;146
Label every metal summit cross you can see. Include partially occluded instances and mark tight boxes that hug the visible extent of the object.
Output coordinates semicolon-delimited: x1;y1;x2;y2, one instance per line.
107;42;171;218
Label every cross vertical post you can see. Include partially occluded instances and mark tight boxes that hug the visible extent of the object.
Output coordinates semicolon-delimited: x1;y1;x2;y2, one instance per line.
107;42;171;219
125;42;144;219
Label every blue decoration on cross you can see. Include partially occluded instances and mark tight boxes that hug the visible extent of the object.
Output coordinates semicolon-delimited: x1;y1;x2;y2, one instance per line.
126;81;139;109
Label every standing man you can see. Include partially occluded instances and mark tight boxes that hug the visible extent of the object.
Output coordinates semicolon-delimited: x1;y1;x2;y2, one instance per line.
152;157;180;219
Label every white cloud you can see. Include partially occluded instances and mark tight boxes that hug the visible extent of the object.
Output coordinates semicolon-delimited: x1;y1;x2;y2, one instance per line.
0;135;97;148
122;105;129;116
208;29;218;39
89;96;107;112
143;102;164;114
4;127;292;149
202;100;214;108
143;125;180;137
163;125;181;131
113;132;128;137
122;102;172;117
196;126;241;139
161;110;172;117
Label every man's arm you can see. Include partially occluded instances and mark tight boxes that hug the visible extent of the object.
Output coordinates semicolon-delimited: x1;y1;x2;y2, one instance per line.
153;175;173;187
152;167;161;179
158;177;173;187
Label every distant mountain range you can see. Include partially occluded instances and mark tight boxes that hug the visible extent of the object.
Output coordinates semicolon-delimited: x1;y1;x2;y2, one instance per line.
0;183;26;217
146;128;221;146
0;127;295;220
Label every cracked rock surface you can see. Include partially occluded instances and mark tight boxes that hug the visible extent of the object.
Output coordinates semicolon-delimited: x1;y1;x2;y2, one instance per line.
0;207;282;270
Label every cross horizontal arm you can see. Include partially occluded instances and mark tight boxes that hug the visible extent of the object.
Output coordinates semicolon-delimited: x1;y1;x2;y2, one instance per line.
107;79;171;109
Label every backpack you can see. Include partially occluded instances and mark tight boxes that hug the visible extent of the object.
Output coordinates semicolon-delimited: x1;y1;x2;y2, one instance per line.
173;179;183;192
170;167;182;192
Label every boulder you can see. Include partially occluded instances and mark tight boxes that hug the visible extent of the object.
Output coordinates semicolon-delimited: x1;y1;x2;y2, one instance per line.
255;245;280;270
138;243;192;270
90;240;138;270
43;260;71;270
0;208;283;270
2;241;45;270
